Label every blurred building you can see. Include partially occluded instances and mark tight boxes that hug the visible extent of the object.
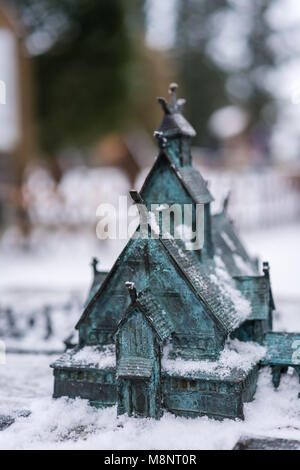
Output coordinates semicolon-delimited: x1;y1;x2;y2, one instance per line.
0;1;35;227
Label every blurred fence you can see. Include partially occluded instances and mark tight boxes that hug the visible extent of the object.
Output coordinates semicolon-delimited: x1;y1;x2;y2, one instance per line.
202;168;300;231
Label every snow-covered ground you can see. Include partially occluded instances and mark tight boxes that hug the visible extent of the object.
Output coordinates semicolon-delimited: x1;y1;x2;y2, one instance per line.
0;354;299;450
0;223;299;449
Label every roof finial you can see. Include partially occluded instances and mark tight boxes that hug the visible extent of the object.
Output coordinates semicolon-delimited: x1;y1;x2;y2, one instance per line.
169;82;178;109
91;257;99;276
263;261;270;279
157;82;186;115
125;281;137;303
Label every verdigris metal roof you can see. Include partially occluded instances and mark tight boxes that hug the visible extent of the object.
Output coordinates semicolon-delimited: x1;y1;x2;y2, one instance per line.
263;332;300;366
161;237;251;334
156;83;196;137
174;166;214;204
85;271;108;307
234;276;269;321
137;288;175;341
157;112;196;138
117;356;153;378
212;212;258;277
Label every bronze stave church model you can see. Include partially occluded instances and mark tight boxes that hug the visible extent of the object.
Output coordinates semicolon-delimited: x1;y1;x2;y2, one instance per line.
51;84;300;420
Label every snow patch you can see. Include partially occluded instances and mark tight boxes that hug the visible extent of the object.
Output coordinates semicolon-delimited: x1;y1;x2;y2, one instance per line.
221;232;236;251
53;344;115;370
212;256;252;323
234;254;256;276
162;339;266;378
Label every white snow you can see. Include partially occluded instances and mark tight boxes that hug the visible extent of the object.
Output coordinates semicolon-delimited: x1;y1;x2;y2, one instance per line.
54;345;115;369
0;354;300;449
162;339;266;378
212;255;252;323
221;231;236;251
242;224;300;299
233;253;256;276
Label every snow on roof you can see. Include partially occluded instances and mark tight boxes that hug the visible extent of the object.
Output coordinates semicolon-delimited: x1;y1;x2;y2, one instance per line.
85;270;108;307
51;344;115;370
221;231;236;252
212;212;258;278
161;238;252;333
212;255;252;326
233;254;256;276
234;276;270;321
162;339;266;380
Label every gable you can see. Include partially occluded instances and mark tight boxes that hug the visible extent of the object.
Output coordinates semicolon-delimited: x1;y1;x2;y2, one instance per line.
76;236;151;332
160;237;251;334
141;152;195;205
116;306;157;358
114;288;174;342
145;238;220;335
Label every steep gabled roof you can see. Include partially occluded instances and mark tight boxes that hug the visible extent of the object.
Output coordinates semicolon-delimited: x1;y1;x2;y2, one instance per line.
140;150;213;205
170;161;214;204
212;211;258;277
85;271;109;307
78;203;253;335
234;276;269;321
114;287;175;342
75;237;139;329
161;237;251;334
137;288;175;341
156;111;196;138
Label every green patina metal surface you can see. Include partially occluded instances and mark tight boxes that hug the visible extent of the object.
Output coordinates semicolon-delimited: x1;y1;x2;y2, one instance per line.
51;83;299;420
262;332;300;393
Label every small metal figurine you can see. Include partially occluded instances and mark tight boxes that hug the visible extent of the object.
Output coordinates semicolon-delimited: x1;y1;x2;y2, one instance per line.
51;84;300;420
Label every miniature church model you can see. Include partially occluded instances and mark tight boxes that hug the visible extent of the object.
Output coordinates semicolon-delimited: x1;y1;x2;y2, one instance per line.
51;84;300;420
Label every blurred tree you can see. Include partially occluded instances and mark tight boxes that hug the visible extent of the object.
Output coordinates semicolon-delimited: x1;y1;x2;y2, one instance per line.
174;0;276;149
174;0;229;146
14;0;135;153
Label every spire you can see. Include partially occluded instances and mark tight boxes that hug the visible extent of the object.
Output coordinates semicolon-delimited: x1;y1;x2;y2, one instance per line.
155;82;196;143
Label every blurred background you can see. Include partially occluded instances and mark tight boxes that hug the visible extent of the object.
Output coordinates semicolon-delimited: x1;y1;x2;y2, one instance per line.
0;0;300;352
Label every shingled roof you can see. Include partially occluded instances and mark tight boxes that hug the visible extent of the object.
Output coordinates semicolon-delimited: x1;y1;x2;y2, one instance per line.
117;356;153;379
137;288;175;341
161;237;251;334
113;286;175;342
171;163;214;204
